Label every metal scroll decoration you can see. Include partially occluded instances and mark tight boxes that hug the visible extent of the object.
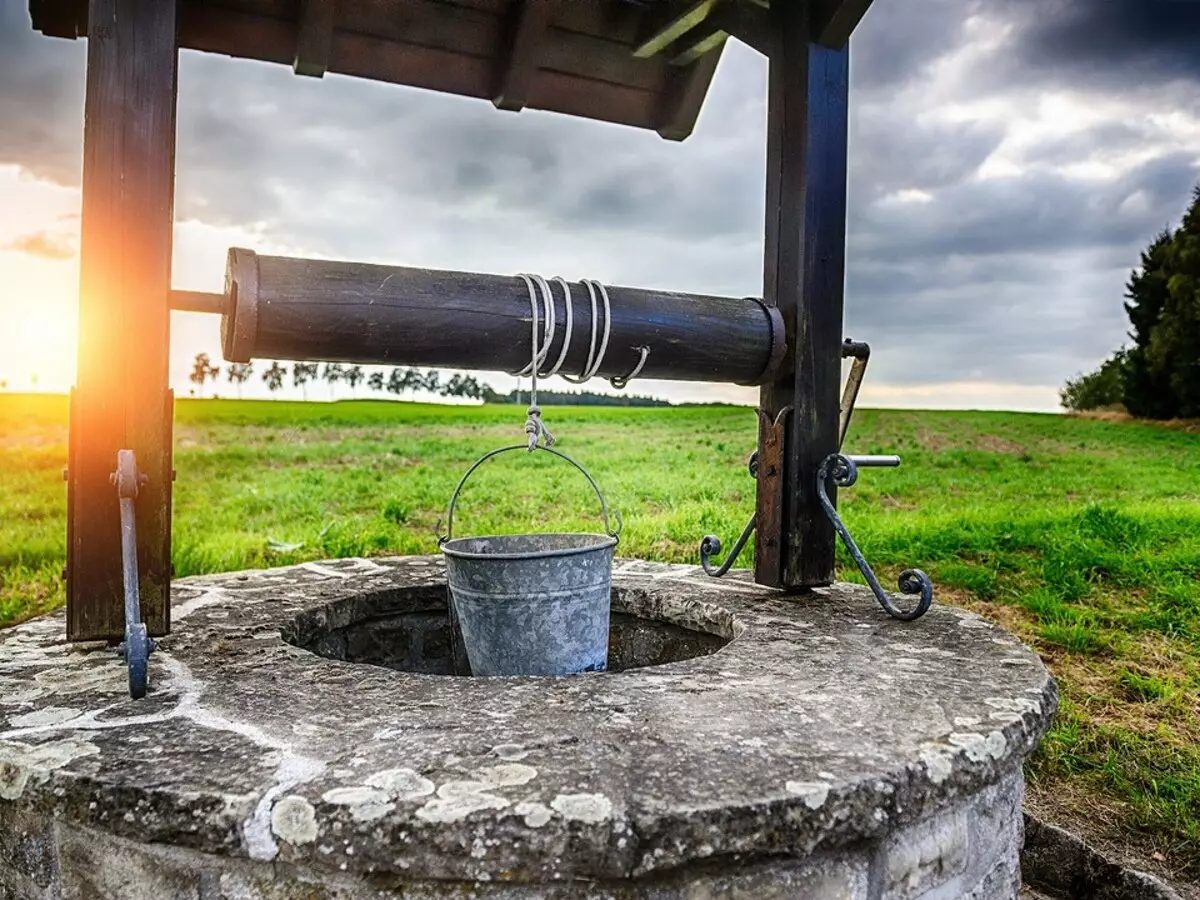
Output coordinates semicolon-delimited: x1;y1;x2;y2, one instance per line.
816;453;933;621
699;451;759;576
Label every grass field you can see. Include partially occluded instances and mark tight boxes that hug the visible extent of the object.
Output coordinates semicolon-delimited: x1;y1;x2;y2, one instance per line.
3;393;1200;883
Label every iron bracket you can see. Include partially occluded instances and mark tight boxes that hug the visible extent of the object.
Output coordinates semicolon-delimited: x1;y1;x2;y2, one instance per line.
817;452;933;621
111;449;154;698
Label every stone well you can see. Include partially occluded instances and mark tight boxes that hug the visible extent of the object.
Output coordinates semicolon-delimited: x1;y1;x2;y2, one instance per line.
0;556;1056;899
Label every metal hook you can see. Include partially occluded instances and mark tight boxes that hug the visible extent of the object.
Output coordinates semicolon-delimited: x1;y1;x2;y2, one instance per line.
816;452;933;621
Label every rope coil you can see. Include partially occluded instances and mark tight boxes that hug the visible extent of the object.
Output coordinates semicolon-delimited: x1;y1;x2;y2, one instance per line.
514;273;651;449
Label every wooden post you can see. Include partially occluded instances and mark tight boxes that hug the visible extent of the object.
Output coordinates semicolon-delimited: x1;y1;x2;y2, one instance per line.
68;0;177;641
755;3;850;589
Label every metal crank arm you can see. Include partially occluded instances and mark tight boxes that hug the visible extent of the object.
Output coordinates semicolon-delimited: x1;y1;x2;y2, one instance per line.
817;453;933;622
112;449;154;698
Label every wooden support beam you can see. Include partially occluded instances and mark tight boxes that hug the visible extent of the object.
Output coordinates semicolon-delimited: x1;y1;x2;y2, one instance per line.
294;0;337;77
493;0;559;112
755;2;850;589
657;41;725;141
810;0;874;49
661;2;772;63
70;0;177;641
633;0;715;58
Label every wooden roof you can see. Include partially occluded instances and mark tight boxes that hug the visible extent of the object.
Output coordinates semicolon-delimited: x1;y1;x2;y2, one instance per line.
30;0;869;141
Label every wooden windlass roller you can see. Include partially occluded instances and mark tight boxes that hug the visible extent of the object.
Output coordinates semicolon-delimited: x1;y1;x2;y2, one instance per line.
211;249;787;386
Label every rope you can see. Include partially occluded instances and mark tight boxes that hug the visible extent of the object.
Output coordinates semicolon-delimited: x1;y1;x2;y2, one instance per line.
513;273;653;449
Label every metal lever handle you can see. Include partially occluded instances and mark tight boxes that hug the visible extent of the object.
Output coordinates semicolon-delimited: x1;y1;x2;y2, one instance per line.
111;449;152;698
818;452;933;621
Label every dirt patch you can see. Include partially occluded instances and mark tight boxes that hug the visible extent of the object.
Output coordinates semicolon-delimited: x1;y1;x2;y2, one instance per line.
915;427;953;452
973;434;1028;454
878;494;918;510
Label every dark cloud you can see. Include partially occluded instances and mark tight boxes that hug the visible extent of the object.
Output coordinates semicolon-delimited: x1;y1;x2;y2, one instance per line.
1006;0;1200;85
849;0;972;91
852;152;1200;262
0;3;85;186
2;229;75;259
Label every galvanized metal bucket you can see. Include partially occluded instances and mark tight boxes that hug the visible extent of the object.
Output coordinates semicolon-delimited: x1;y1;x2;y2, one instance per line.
439;445;621;677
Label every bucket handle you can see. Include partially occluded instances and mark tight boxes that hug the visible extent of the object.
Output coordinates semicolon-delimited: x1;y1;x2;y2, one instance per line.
438;444;622;544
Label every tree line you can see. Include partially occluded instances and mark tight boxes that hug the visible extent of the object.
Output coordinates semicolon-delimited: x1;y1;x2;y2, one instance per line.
189;355;496;402
187;355;674;407
1062;185;1200;418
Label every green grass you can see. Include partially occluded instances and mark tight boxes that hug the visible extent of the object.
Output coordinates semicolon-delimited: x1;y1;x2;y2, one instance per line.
3;394;1200;875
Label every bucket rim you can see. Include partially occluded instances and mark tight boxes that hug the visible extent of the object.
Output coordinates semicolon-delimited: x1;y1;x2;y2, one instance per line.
440;532;617;561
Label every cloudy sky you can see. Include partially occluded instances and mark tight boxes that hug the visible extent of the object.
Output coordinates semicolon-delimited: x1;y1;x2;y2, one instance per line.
2;0;1199;409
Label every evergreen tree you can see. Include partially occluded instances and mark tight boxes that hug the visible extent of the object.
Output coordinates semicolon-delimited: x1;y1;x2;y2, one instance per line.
1122;230;1179;418
1158;186;1200;417
1068;184;1200;419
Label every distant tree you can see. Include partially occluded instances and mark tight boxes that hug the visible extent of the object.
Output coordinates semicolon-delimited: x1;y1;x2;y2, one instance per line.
387;367;406;396
344;365;364;397
262;361;286;396
322;363;344;400
292;362;319;400
422;369;440;396
367;370;385;393
226;362;253;399
1060;351;1128;412
394;367;417;398
190;352;220;398
0;379;7;392
441;373;465;398
460;375;486;401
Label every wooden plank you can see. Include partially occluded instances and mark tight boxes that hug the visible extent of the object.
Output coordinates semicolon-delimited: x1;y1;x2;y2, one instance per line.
811;0;874;49
656;40;725;140
70;0;177;640
180;4;659;128
539;27;667;92
340;0;498;58
633;0;716;58
556;0;642;43
754;2;850;589
493;0;560;111
294;0;338;77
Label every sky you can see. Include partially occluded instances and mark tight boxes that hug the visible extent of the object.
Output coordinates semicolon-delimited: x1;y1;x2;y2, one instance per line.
2;0;1200;409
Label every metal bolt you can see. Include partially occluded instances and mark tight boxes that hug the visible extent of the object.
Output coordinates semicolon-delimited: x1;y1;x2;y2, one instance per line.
62;467;69;482
171;469;177;482
108;472;117;486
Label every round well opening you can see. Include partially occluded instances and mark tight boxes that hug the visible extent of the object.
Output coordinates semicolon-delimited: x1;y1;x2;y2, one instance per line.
281;584;739;676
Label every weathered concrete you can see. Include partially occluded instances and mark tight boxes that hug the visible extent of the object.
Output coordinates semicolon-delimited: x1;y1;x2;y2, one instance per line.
1021;814;1183;900
0;556;1057;898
